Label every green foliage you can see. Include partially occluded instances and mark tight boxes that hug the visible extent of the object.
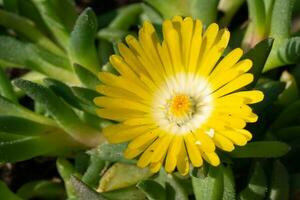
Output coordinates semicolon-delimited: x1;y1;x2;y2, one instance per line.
0;0;299;199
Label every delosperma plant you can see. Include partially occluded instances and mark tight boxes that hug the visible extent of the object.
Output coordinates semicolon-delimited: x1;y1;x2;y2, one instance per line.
0;0;300;199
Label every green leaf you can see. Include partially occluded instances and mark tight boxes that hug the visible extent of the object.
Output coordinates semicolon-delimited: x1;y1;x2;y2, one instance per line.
102;186;146;200
71;176;105;200
0;95;56;126
191;166;223;200
222;165;235;200
3;0;18;13
69;8;100;75
0;180;22;200
155;170;189;200
268;160;289;200
137;180;166;200
0;9;64;56
44;78;96;115
98;163;153;192
108;4;142;30
73;63;101;89
71;86;99;106
219;0;245;26
31;0;76;48
91;143;134;164
17;180;66;200
252;80;285;113
275;126;300;141
140;3;163;24
242;38;274;88
243;0;267;49
270;100;300;130
264;0;296;71
239;162;267;200
82;151;106;188
0;132;67;163
0;36;77;84
278;71;299;106
264;37;300;71
97;27;129;42
0;68;17;103
229;141;290;158
14;79;103;147
146;0;219;25
0;116;53;135
56;158;78;199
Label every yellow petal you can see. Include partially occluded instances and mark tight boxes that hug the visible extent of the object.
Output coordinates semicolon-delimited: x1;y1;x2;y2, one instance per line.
212;73;254;98
150;134;173;163
165;136;182;173
176;138;190;176
213;133;234;152
128;129;159;149
218;130;248;146
184;134;203;167
202;151;220;166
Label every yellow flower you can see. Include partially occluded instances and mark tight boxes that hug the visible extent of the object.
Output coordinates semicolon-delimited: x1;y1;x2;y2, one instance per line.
94;16;264;175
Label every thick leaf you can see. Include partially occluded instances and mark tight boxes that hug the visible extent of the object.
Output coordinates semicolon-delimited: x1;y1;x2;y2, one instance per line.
275;126;300;141
264;0;296;71
252;80;285;113
97;27;129;42
0;9;64;55
44;78;96;115
0;132;68;163
239;162;267;200
137;180;166;200
146;0;218;25
108;4;142;30
17;180;66;200
98;163;153;192
31;0;76;48
102;186;146;200
71;176;105;200
278;71;299;106
3;0;18;13
243;0;266;49
0;180;22;200
191;166;223;200
270;100;300;130
0;116;54;135
69;8;100;75
91;143;134;164
0;36;77;84
268;160;289;200
14;79;103;147
73;64;101;89
140;3;163;24
155;170;189;200
0;95;56;126
57;158;79;199
82;152;106;188
230;141;290;158
222;165;235;200
0;68;17;103
219;0;245;26
242;38;274;88
71;87;99;106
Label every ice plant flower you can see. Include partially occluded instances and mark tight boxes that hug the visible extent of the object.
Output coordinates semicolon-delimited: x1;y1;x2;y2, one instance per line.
94;16;264;175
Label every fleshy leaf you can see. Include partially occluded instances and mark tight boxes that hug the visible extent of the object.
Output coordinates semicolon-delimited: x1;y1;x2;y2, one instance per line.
191;166;224;200
98;163;153;192
239;162;267;200
14;79;103;147
230;141;290;158
137;180;166;200
0;180;22;200
69;8;100;75
268;160;290;200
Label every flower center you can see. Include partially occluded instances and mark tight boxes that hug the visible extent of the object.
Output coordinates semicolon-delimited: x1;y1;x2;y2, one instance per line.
152;73;214;135
169;94;192;117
